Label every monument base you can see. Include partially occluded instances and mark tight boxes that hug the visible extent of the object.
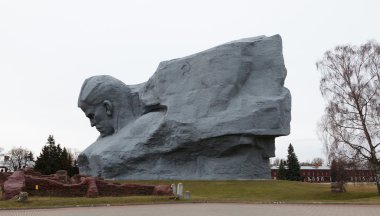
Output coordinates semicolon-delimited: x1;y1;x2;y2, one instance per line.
80;135;274;180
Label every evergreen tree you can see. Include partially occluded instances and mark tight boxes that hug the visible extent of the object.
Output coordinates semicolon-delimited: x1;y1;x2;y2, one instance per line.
34;143;52;174
34;135;78;176
277;160;287;180
286;143;301;181
60;147;72;173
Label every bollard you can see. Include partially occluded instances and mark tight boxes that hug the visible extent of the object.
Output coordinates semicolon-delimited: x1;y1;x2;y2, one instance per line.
171;183;176;195
177;182;183;198
184;191;191;199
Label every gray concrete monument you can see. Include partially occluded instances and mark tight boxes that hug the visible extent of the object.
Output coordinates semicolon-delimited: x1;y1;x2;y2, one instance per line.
78;34;291;180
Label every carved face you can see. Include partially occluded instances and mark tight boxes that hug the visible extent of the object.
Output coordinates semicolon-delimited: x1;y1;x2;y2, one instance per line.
80;100;115;137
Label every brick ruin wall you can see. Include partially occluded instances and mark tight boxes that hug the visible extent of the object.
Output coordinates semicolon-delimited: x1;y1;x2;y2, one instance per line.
0;170;172;200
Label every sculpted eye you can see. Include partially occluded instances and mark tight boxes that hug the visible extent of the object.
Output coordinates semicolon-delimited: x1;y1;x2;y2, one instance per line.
87;113;94;120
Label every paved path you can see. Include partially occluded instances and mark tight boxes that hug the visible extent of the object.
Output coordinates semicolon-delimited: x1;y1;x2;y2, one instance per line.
1;203;380;216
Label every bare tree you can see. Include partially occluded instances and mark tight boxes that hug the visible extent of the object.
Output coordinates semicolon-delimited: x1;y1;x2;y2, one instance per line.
317;40;380;195
5;147;34;171
67;148;81;166
271;158;284;166
311;157;324;166
0;147;4;164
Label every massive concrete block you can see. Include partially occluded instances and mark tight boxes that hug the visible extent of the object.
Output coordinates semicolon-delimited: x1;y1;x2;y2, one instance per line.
78;35;291;180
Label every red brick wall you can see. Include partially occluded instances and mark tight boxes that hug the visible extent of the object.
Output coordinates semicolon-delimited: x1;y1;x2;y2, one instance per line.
2;171;171;199
0;172;11;187
96;180;155;196
25;176;88;197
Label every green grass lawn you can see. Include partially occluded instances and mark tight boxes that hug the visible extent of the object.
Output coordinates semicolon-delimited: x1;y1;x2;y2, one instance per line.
1;180;380;209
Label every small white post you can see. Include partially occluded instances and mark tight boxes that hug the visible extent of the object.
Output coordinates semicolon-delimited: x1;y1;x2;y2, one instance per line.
177;182;183;198
171;183;176;195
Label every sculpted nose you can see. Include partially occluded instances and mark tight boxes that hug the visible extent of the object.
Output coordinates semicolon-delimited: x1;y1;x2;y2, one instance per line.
90;119;96;127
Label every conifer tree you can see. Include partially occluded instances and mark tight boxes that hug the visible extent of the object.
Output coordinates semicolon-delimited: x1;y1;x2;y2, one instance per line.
286;143;301;181
277;160;287;180
34;135;78;176
60;147;72;173
34;140;53;174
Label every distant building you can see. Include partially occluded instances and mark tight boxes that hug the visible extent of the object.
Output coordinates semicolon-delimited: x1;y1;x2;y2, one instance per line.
298;166;331;182
271;166;378;182
0;155;10;172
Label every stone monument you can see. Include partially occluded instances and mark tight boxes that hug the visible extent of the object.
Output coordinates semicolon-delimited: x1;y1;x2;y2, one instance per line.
78;34;291;180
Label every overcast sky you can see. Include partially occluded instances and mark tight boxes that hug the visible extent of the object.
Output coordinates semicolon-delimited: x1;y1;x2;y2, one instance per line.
0;0;379;163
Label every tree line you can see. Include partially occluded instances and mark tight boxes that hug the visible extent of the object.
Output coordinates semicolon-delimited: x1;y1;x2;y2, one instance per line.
1;135;79;176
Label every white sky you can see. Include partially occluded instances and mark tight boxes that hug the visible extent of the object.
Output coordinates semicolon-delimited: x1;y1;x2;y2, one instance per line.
0;0;379;163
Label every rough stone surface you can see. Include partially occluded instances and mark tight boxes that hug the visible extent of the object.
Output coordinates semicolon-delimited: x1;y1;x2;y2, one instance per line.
153;185;173;196
78;34;291;180
1;170;172;200
2;171;26;200
0;172;12;186
85;177;99;198
14;191;29;202
55;170;69;183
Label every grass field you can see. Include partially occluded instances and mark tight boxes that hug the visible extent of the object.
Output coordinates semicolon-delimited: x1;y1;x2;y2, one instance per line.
1;180;380;209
